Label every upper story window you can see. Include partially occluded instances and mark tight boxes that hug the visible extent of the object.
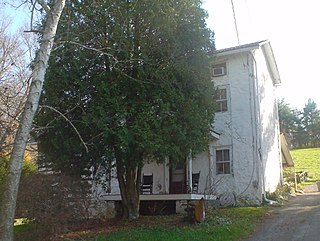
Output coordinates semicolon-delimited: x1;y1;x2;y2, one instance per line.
212;63;227;77
216;148;231;175
215;88;228;112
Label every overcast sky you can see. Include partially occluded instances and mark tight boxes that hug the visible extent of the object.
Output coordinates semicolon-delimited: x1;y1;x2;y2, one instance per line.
203;0;320;110
2;1;320;110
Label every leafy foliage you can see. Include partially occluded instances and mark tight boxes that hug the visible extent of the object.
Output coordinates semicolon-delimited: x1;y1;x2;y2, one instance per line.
278;98;320;148
36;0;215;179
0;157;36;195
36;0;215;218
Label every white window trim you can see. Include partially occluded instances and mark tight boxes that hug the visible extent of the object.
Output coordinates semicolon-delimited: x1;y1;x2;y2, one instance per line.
215;85;230;113
214;146;233;175
212;62;227;78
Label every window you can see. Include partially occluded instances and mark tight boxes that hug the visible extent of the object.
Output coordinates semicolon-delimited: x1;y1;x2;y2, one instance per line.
216;149;231;174
212;63;226;77
215;88;228;112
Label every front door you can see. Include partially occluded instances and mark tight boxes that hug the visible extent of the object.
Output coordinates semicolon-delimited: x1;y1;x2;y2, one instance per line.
169;161;186;194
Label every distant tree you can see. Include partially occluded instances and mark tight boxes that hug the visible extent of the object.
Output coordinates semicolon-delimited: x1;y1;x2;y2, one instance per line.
301;99;320;147
0;19;34;156
36;0;215;219
292;109;307;148
278;98;297;135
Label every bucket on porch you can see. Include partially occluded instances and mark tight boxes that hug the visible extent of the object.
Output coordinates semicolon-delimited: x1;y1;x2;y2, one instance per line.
194;198;205;222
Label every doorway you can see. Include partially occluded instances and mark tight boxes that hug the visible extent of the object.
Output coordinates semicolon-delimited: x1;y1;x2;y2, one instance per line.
169;161;187;194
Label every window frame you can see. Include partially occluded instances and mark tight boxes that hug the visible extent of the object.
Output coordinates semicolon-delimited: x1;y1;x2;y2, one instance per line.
215;148;232;175
212;63;227;77
215;88;228;112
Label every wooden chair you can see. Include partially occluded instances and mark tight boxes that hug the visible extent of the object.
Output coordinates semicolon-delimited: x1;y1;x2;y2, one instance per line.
140;173;153;194
192;172;200;193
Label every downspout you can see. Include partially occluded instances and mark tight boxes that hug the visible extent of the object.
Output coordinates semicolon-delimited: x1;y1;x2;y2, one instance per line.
276;104;283;186
250;51;266;202
251;51;277;205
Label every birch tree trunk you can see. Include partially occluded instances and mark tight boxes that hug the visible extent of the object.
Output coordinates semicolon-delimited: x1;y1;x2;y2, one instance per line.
0;1;65;240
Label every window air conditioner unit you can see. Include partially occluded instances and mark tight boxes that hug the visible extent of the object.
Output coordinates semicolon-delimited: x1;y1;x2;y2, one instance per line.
213;67;225;77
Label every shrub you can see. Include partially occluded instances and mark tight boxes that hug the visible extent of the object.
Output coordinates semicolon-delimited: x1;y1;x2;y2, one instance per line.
0;156;9;188
266;184;291;204
16;173;92;240
0;157;37;185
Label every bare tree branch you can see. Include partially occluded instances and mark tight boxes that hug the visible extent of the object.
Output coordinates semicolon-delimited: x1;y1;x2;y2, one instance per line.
40;105;88;153
36;0;50;13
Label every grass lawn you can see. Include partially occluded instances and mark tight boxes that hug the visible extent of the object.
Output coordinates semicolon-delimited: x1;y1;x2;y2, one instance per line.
66;206;268;241
290;148;320;184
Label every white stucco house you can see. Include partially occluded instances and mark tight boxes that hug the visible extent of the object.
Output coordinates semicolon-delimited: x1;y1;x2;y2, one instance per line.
95;40;291;213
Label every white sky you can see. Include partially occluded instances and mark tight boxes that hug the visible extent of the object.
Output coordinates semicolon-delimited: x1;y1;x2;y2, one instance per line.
203;0;320;110
2;1;320;110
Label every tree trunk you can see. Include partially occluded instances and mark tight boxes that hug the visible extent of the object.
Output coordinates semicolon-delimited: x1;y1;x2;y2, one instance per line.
117;166;141;220
0;1;65;240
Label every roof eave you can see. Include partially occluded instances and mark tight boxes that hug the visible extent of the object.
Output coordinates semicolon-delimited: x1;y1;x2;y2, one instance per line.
212;40;281;86
214;46;258;58
261;42;281;85
213;40;269;58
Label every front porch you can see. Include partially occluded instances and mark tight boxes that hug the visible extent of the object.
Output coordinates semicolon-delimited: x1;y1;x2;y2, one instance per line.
100;193;217;216
100;193;217;201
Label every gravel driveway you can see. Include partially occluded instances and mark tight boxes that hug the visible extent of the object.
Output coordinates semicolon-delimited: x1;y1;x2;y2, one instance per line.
243;191;320;241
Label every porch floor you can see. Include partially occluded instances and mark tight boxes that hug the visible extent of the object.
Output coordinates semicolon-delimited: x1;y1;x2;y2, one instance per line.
100;193;217;201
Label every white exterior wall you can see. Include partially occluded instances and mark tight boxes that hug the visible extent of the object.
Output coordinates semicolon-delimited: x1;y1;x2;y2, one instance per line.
192;150;212;193
254;49;282;193
93;43;282;206
141;161;169;194
207;46;282;203
211;53;261;203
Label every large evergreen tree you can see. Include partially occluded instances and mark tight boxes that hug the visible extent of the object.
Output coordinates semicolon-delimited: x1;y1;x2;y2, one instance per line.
36;0;215;219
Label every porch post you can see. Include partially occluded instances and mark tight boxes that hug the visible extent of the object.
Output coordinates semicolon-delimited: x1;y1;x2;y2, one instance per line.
187;151;192;193
164;157;169;193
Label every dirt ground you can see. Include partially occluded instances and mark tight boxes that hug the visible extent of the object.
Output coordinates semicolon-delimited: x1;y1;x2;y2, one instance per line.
243;189;320;241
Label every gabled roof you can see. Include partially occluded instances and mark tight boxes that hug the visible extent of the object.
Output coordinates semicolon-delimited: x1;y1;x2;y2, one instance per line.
213;40;268;56
212;40;281;85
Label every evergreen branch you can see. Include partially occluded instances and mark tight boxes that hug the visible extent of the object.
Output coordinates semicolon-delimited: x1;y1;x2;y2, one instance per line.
40;105;89;153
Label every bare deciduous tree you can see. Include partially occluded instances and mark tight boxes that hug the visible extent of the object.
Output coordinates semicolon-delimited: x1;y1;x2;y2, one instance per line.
0;19;34;156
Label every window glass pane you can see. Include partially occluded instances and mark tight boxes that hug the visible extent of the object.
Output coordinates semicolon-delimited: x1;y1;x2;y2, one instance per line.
221;101;228;112
216;149;231;174
224;163;231;174
217;163;224;174
220;89;227;99
223;150;230;161
175;161;184;170
216;150;222;162
215;88;227;112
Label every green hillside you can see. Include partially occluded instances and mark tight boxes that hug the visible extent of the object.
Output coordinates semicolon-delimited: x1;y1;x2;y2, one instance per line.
290;148;320;184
